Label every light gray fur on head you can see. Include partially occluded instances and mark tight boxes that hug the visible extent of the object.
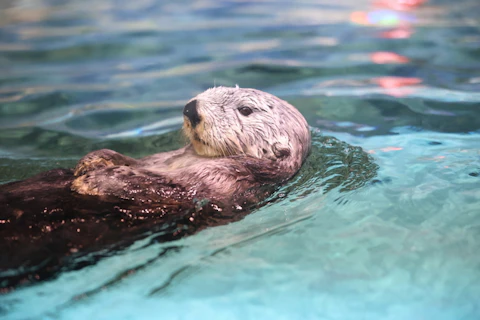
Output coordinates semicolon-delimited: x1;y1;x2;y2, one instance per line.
185;86;311;171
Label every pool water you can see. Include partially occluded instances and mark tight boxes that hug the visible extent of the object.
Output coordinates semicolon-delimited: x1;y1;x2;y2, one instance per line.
1;0;480;319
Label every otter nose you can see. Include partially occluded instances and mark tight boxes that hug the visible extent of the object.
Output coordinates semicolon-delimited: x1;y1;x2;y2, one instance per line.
183;100;201;128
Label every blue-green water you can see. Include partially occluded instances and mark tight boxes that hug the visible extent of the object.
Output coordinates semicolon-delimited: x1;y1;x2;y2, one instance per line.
1;0;480;319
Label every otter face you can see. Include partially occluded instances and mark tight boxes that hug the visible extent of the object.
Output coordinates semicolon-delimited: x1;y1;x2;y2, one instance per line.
183;87;311;168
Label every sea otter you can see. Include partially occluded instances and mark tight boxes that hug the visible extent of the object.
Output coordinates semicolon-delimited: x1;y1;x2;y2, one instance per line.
70;86;311;206
0;87;311;289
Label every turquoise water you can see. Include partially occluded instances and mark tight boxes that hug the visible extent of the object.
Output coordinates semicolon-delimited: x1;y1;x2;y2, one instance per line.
1;0;480;319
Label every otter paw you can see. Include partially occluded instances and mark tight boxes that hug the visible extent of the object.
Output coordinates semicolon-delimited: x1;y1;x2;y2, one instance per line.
74;157;116;177
71;175;101;195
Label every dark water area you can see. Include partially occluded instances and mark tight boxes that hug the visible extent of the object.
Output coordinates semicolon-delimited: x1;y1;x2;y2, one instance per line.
1;0;480;319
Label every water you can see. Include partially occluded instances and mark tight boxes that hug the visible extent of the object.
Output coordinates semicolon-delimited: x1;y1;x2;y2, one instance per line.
1;0;480;319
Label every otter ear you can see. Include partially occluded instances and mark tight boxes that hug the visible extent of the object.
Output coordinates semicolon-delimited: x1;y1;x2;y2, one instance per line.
272;142;291;159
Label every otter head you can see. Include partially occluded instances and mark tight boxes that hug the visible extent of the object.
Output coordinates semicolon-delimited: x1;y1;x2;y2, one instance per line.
183;86;311;172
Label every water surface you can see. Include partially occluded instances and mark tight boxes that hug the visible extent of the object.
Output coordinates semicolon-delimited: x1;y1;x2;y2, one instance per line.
1;0;480;319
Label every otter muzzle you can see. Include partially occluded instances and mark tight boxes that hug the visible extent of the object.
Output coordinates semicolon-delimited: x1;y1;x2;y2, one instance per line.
183;100;201;128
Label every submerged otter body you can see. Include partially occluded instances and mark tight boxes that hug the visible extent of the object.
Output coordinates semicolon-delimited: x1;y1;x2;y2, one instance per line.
0;87;311;289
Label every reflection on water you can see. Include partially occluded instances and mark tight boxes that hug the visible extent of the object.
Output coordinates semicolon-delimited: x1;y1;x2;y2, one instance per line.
1;0;480;319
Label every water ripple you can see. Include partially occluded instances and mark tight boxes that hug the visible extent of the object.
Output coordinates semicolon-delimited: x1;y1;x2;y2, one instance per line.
1;0;480;319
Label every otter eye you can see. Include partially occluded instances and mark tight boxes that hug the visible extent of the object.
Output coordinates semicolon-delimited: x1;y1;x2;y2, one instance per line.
238;106;253;116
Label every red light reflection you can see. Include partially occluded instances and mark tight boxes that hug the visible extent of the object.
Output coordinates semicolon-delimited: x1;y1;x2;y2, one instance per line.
370;52;410;64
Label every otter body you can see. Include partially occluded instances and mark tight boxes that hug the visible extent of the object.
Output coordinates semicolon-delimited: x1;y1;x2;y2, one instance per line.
0;87;311;289
70;87;311;205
